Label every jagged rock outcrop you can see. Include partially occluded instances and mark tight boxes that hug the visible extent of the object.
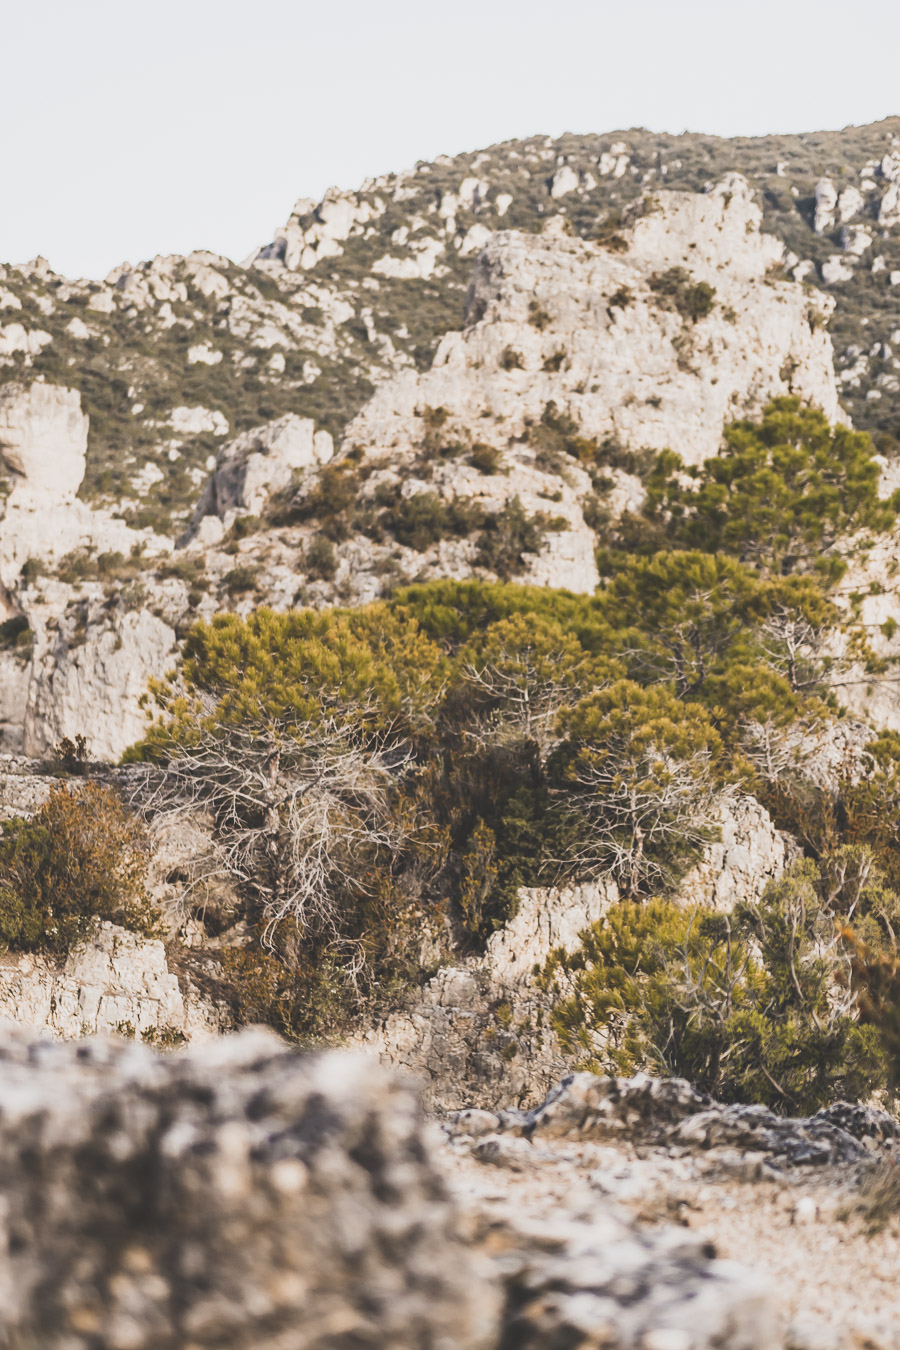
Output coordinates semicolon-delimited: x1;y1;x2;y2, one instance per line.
271;175;838;597
344;176;840;475
483;878;619;992
0;381;87;498
0;921;221;1042
198;175;840;604
23;602;177;759
678;794;797;911
185;412;334;543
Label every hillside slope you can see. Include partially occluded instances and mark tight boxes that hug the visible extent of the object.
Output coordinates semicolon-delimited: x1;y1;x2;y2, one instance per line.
1;121;899;540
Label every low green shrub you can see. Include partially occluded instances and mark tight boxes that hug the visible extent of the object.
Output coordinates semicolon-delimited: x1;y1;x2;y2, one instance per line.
304;536;338;580
383;491;485;551
0;784;160;956
221;565;260;597
469;443;503;474
545;861;887;1114
649;267;716;322
475;498;546;579
528;301;552;330
0;615;31;651
608;286;633;310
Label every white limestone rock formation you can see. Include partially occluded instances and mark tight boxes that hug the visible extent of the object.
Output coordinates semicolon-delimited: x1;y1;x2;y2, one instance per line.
0;381;87;497
0;922;221;1043
0;387;175;759
343;175;840;479
296;176;839;597
677;795;797;911
0;755;60;819
0;382;165;591
185;412;334;543
270;187;387;270
23;604;177;760
483;878;619;993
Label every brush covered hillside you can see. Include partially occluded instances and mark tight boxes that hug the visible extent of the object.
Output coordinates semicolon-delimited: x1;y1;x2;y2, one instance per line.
0;123;900;1106
0;120;899;529
3;124;900;1348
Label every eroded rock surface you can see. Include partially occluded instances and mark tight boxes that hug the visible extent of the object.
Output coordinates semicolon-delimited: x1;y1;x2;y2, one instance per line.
345;177;839;475
185;412;334;543
0;381;87;498
485;1070;889;1168
0;921;221;1043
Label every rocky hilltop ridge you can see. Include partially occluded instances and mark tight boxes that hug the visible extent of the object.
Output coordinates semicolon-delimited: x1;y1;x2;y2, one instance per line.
2;120;900;538
0;172;847;757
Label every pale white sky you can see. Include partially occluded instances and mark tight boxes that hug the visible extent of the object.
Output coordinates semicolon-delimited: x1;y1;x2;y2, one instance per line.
2;0;899;279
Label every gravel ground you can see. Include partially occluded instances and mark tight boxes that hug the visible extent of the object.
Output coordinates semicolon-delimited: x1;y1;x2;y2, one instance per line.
437;1125;900;1349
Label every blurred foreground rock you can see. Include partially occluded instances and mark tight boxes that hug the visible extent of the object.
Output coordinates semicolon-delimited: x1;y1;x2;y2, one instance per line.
0;1030;498;1349
0;1030;784;1350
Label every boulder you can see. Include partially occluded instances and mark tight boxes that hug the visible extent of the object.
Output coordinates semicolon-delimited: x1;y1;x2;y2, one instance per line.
0;1030;498;1348
0;382;87;499
494;1205;775;1350
814;178;838;233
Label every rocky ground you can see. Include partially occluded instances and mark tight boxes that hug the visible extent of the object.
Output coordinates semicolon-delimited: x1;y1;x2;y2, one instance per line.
0;1025;895;1350
441;1073;900;1349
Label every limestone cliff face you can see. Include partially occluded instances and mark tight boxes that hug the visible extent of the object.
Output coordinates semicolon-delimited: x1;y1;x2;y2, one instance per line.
0;921;221;1043
0;383;173;758
175;175;842;608
344;177;840;474
23;604;177;759
0;381;87;497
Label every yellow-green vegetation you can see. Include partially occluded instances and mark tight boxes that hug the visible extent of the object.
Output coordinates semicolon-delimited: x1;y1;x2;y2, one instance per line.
115;400;900;1094
0;784;160;956
543;854;891;1115
630;399;900;579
